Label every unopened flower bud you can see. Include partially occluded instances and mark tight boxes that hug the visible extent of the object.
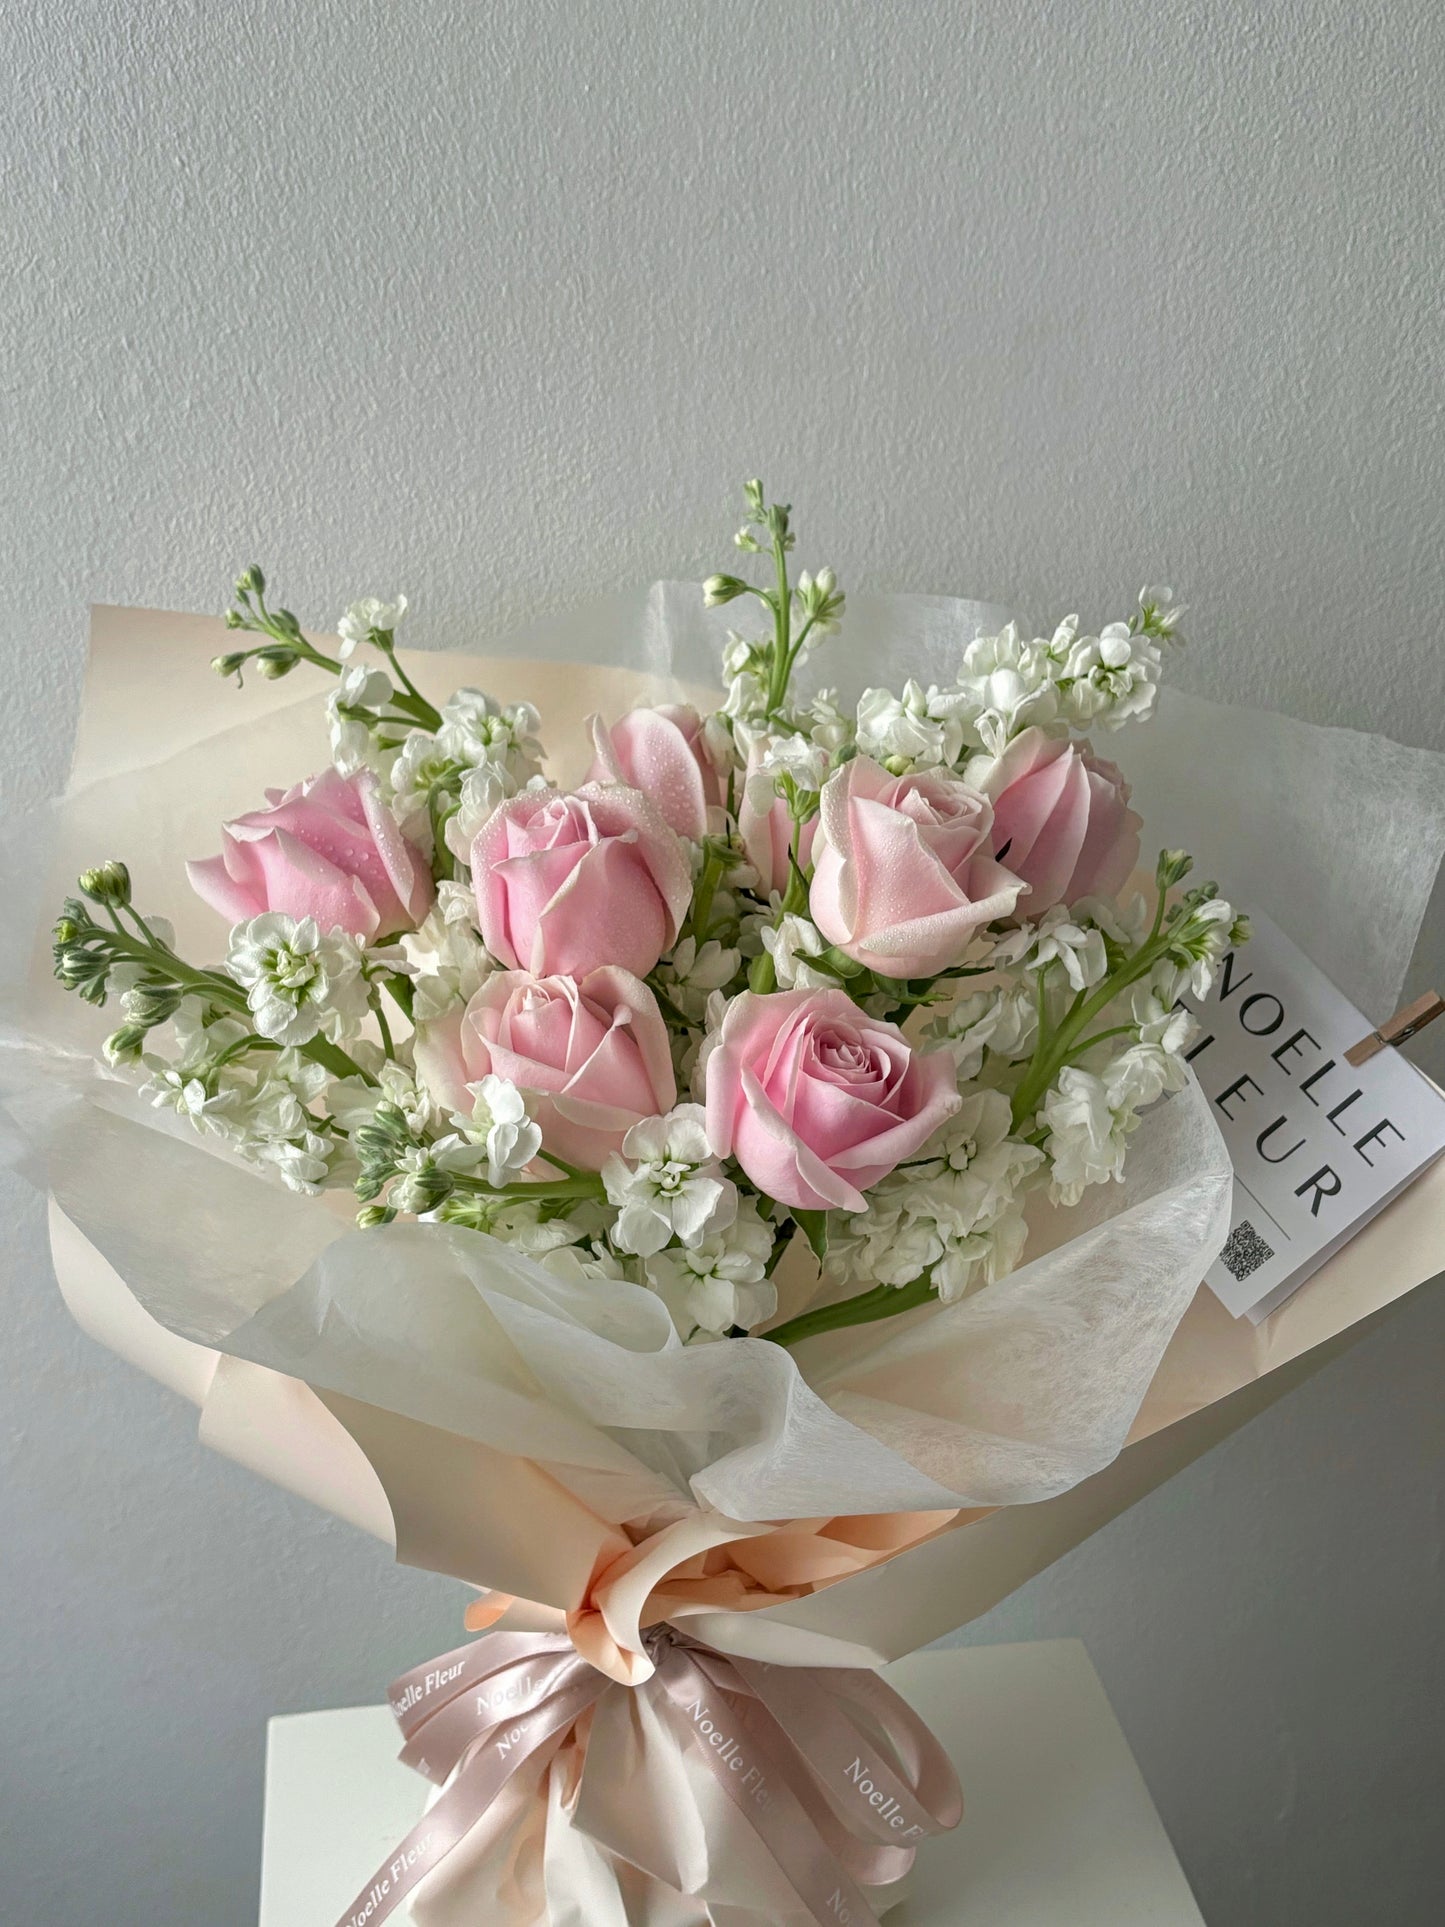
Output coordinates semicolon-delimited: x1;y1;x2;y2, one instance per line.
356;1204;397;1229
212;649;248;676
1156;849;1193;890
79;859;132;906
703;573;748;608
255;646;298;679
103;1024;148;1065
234;565;265;597
122;980;184;1027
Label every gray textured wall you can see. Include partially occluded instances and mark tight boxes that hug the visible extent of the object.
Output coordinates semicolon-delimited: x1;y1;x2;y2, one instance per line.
3;3;1442;1922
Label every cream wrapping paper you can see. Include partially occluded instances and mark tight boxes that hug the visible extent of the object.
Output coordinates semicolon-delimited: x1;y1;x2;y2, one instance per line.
7;596;1445;1922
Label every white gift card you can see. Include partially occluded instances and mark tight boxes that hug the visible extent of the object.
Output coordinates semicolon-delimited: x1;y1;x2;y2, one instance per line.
1182;911;1445;1322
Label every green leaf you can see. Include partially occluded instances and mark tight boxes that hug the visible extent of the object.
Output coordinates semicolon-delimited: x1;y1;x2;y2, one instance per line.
792;1209;829;1263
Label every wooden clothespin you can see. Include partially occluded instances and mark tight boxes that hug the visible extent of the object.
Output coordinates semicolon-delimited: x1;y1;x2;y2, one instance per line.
1345;991;1445;1067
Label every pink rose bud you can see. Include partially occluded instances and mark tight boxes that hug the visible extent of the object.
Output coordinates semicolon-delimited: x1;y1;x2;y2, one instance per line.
976;727;1141;916
704;987;961;1212
187;768;433;940
415;967;676;1170
473;782;693;980
738;738;818;897
809;757;1024;978
585;705;724;841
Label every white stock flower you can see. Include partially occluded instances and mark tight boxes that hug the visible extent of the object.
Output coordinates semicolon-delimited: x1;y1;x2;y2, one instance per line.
721;634;769;721
806;689;854;756
227;913;369;1046
927;984;1039;1077
337;595;408;658
390;693;544;844
643;1196;776;1340
654;936;741;1023
331;1060;439;1138
1096;988;1196;1115
760;913;833;990
440;689;544;782
443;762;521;863
855;681;966;770
603;1104;737;1257
400;902;492;1025
327;664;396;777
1041;1067;1130;1204
258;1129;337;1194
956;625;1062;750
826;1088;1042;1305
1034;909;1110;991
383;1134;496;1215
1060;624;1163;730
744;731;831;812
1166;896;1239;998
459;1073;543;1189
536;1239;629;1285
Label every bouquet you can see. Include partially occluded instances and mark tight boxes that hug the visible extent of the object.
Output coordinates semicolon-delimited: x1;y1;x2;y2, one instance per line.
10;482;1445;1925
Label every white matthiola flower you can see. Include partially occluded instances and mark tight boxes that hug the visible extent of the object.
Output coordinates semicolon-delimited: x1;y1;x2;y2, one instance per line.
141;1063;249;1135
603;1104;738;1257
258;1128;337;1195
643;1196;776;1340
443;762;520;863
826;1089;1043;1305
747;731;830;807
1060;624;1163;730
926;983;1039;1076
1137;585;1186;640
1165;896;1240;998
459;1073;542;1189
226;913;369;1046
721;633;769;721
440;689;544;784
654;936;741;1023
388;1133;490;1215
337;595;408;658
956;625;1062;751
806;688;855;756
760;913;833;990
331;1060;439;1137
537;1240;629;1285
327;664;396;777
389;729;472;844
854;681;965;770
994;905;1109;992
1032;908;1109;991
400;901;492;1025
1041;1067;1130;1204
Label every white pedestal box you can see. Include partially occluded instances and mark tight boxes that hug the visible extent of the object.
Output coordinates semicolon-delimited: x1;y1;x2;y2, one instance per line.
260;1639;1204;1926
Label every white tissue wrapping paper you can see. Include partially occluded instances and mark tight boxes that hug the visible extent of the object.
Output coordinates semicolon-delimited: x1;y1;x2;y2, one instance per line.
7;592;1445;1924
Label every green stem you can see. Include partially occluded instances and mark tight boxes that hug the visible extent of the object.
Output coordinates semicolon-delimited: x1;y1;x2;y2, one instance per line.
377;637;443;729
101;930;250;1013
1009;929;1170;1128
763;1273;937;1349
302;1035;376;1083
765;535;793;715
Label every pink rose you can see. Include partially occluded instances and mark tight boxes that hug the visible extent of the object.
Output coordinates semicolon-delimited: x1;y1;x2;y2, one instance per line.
416;967;676;1170
808;757;1024;978
976;728;1141;915
704;987;960;1212
187;768;433;939
473;783;693;980
738;740;818;897
585;705;724;841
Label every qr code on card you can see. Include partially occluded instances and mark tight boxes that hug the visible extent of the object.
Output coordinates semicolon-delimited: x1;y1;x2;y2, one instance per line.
1220;1220;1275;1283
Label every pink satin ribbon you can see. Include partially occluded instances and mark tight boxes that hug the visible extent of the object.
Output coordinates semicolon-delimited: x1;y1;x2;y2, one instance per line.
333;1625;963;1927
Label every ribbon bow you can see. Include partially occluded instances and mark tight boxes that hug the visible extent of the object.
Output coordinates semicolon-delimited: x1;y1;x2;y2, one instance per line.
334;1624;962;1927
